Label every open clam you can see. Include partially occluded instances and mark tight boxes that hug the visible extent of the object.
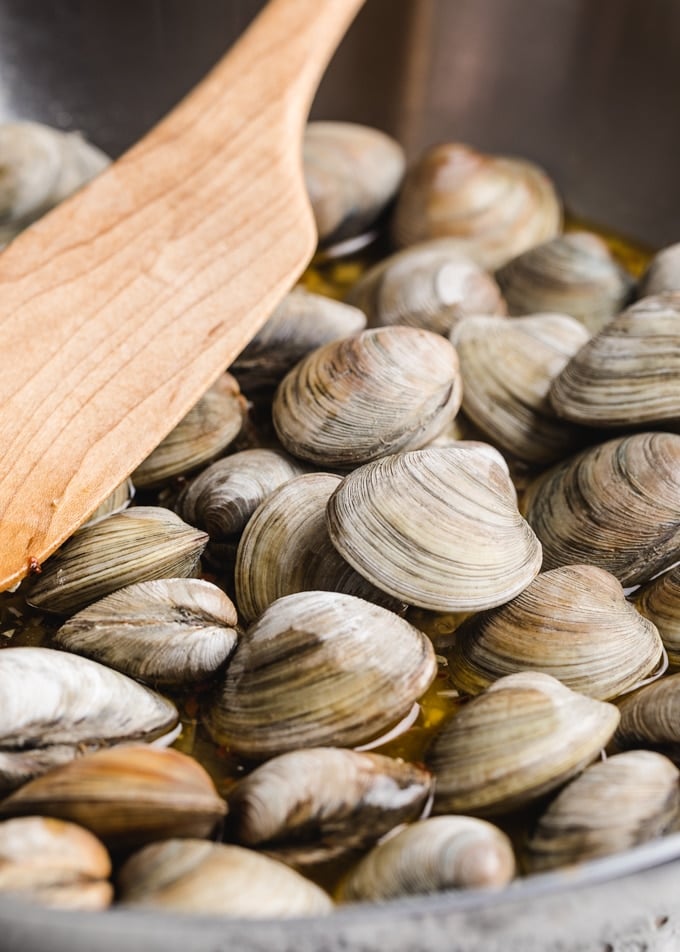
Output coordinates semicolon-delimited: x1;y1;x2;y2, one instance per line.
391;142;562;270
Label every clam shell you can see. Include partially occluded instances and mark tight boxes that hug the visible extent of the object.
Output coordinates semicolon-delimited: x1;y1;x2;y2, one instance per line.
338;816;515;902
639;242;680;296
636;565;680;667
27;506;208;615
304;121;405;246
446;565;665;700
83;478;134;527
391;143;562;270
326;447;542;612
496;231;634;332
230;287;366;395
118;839;332;917
346;240;506;335
175;448;307;543
549;294;680;428
272;326;462;468
0;746;227;850
234;472;404;625
0;647;177;793
523;432;680;587
613;673;680;762
0;817;112;910
427;672;620;816
131;374;246;488
54;578;238;686
526;751;680;872
451;313;591;464
205;591;437;760
227;747;432;865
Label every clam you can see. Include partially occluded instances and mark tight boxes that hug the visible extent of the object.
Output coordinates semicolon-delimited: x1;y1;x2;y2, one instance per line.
427;672;620;816
227;747;432;865
83;478;134;527
234;472;404;625
53;578;238;686
175;448;307;543
450;313;591;464
523;432;680;587
0;121;109;245
0;746;227;850
549;294;680;428
272;326;462;468
446;565;665;700
391;142;562;270
118;839;332;916
345;240;506;335
303;121;405;246
230;287;366;396
27;506;208;615
613;673;680;761
639;242;680;296
326;447;542;612
496;231;634;332
205;591;437;760
0;817;112;910
0;647;177;793
338;816;515;902
131;373;246;489
526;751;680;872
636;565;680;668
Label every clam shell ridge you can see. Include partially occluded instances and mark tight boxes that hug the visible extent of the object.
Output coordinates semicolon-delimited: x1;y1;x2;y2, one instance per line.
613;673;680;761
327;448;542;612
636;565;680;668
272;326;462;468
523;432;680;587
427;672;620;816
205;591;437;760
54;578;238;686
446;564;665;700
549;293;680;428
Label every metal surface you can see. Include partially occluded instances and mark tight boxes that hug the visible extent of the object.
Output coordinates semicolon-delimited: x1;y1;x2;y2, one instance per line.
0;2;679;949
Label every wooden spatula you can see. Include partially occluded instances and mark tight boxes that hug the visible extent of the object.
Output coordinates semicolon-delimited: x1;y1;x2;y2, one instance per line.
0;0;365;592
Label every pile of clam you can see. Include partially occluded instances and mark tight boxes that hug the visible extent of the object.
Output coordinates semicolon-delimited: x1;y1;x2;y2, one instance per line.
0;118;680;918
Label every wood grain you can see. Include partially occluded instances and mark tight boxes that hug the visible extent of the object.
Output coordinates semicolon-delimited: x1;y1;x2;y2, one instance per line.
0;0;365;592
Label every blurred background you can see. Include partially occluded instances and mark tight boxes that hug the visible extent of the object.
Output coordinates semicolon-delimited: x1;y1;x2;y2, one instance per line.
0;0;678;245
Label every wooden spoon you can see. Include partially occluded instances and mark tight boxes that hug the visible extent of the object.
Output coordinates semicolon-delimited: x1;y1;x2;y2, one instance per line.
0;0;365;592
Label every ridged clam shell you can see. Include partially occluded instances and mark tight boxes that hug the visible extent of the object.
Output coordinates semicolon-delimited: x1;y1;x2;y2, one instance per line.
346;240;506;335
205;591;437;760
234;473;403;625
304;121;405;246
427;672;620;816
338;816;515;901
228;747;432;866
272;327;462;468
327;448;542;612
391;143;562;270
446;565;665;700
118;839;332;917
636;566;680;667
175;448;307;542
230;287;366;395
526;751;680;873
639;242;680;296
0;817;112;910
27;506;208;615
83;478;134;527
0;746;227;850
523;433;680;587
549;294;680;428
451;313;590;464
0;121;109;245
496;231;634;332
131;374;246;488
0;647;177;793
613;673;680;761
54;578;238;686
